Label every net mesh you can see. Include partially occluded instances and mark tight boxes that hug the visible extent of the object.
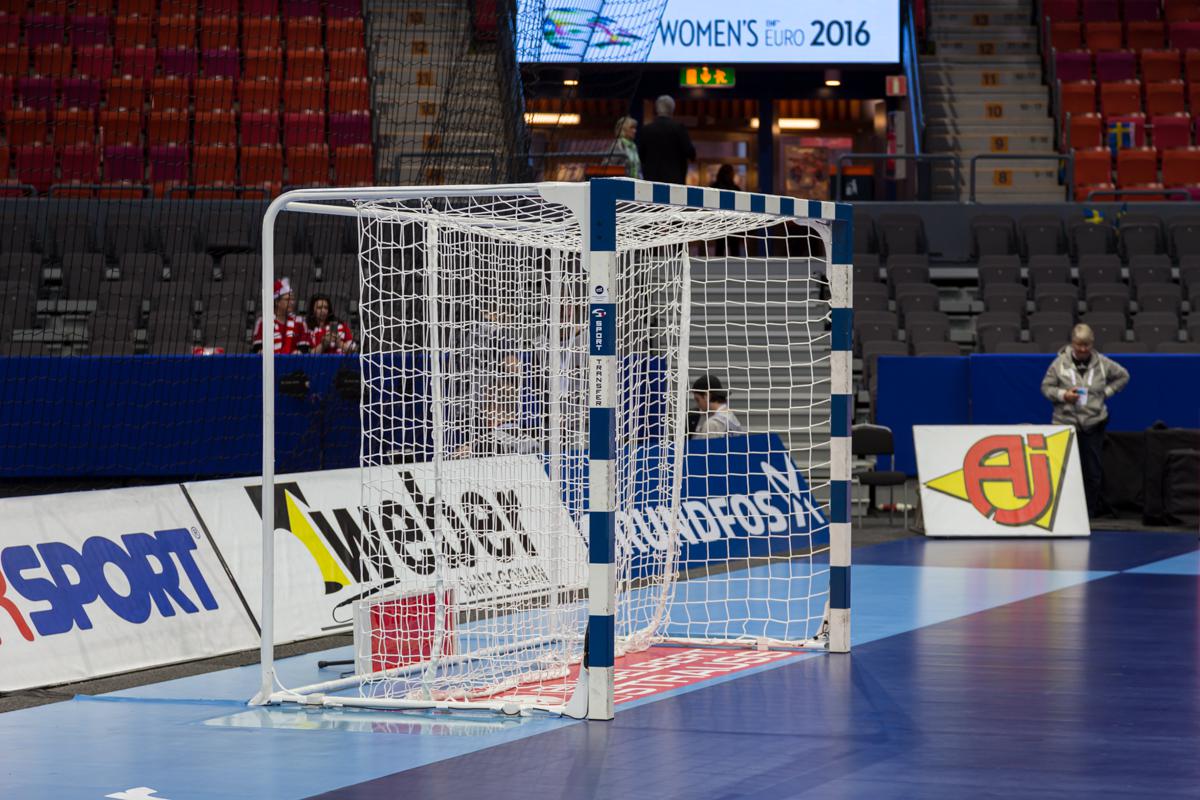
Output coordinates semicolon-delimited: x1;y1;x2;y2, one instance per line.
347;187;832;707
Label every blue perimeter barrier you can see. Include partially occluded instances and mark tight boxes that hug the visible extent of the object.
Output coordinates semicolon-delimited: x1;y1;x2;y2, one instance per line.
876;353;1200;475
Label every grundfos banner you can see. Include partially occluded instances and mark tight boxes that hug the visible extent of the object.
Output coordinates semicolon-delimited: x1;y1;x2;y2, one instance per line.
0;485;257;692
517;0;901;64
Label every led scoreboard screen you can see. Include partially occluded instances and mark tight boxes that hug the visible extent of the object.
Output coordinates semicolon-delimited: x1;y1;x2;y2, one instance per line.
518;1;901;64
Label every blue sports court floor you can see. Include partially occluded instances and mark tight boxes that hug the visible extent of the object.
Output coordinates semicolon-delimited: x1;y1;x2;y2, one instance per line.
1;530;1197;799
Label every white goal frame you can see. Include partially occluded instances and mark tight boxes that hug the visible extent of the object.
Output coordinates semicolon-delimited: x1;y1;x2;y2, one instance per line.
250;179;854;720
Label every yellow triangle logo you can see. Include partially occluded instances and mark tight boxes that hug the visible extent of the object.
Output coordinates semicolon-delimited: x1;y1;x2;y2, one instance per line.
284;490;352;592
923;430;1073;530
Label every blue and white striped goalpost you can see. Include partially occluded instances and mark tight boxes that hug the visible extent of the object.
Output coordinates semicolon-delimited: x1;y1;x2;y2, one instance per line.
580;178;853;719
251;180;852;719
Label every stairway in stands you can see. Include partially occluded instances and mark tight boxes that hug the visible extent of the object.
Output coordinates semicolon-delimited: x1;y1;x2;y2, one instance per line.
367;0;515;185
922;0;1065;202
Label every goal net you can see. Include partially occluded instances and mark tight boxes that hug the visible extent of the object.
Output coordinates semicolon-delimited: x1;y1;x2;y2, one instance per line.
253;179;852;719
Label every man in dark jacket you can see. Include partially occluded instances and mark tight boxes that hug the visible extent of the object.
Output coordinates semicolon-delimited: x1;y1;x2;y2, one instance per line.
637;95;696;184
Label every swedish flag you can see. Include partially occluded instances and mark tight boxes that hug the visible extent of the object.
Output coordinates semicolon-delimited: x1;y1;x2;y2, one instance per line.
1107;120;1136;154
1082;207;1104;224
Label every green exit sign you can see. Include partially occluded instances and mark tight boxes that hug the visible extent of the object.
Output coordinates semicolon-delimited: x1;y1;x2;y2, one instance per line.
680;66;735;88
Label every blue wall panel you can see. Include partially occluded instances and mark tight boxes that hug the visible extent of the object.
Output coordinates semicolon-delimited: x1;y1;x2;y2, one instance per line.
875;356;970;474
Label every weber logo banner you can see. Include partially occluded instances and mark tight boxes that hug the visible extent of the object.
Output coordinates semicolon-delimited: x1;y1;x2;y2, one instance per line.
0;485;255;692
914;425;1090;537
617;433;828;574
185;456;586;644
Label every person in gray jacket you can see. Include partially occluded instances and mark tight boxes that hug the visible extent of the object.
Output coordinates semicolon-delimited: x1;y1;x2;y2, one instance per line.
1040;323;1130;517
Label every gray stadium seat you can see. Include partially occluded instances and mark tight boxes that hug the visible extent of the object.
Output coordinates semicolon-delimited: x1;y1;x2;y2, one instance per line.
854;311;899;354
905;311;950;345
885;256;930;293
994;341;1043;353
978;261;1022;290
1133;315;1180;349
279;254;319;294
216;253;258;286
118;253;164;284
1085;282;1131;313
147;313;197;354
1136;282;1183;314
977;310;1023;328
895;283;940;317
1117;215;1165;260
853;253;881;284
167;252;215;283
50;219;104;258
201;308;251;354
274;213;310;255
1019;214;1067;257
203;210;257;256
971;215;1017;257
911;340;960;356
1033;282;1080;314
1030;311;1076;352
1155;341;1200;353
1188;317;1200;342
1103;341;1142;353
1082;311;1128;350
879;213;927;256
306;215;357;257
853;281;889;312
1167;218;1200;260
853;215;878;254
0;280;37;331
1069;220;1116;257
1028;253;1072;286
1077;254;1123;287
148;223;203;255
61;253;107;299
320;253;358;296
977;320;1022;352
1177;260;1200;295
1127;253;1173;287
983;284;1028;316
861;340;907;391
0;252;44;290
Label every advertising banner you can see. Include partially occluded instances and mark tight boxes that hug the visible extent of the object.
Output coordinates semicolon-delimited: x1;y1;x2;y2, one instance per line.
914;425;1090;537
517;0;901;64
184;456;587;644
0;485;257;692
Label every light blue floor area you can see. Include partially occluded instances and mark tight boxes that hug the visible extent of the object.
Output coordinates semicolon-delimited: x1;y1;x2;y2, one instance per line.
1127;549;1200;575
0;563;1114;800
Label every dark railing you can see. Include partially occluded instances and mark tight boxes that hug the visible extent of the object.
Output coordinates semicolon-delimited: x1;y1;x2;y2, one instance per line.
967;153;1074;201
1085;188;1192;202
46;183;150;198
835;154;960;201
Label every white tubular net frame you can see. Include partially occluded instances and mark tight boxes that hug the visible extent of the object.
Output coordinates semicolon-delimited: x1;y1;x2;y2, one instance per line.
260;184;835;715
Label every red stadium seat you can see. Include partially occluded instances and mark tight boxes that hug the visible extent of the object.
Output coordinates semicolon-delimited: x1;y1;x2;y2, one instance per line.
285;48;324;80
1124;0;1162;23
282;77;324;112
1146;79;1186;114
286;142;328;186
1044;0;1080;22
1151;113;1192;152
0;75;13;107
1162;146;1200;184
59;142;100;184
194;77;234;111
1101;80;1143;116
1086;21;1124;50
1083;0;1119;21
329;48;366;80
53;108;95;146
1169;21;1200;48
194;143;236;186
1141;48;1181;82
24;14;66;47
239;77;280;111
114;15;152;50
0;13;20;46
1060;80;1098;116
118;46;157;78
1166;0;1200;22
1126;21;1166;50
157;14;194;49
160;0;200;14
117;0;156;13
75;44;114;77
326;18;365;50
76;0;115;12
244;48;283;80
1050;22;1083;51
193;109;237;145
149;76;190;110
18;76;57;110
0;45;29;75
159;47;199;78
282;110;325;146
241;143;283;193
1117;146;1159;185
1068;111;1104;149
333;143;371;185
240;110;279;145
205;0;239;14
328;77;369;113
15;144;55;193
99;109;142;145
285;16;321;49
244;0;279;13
6;109;50;147
33;43;72;75
243;17;281;50
1096;49;1136;81
200;17;238;52
104;76;144;109
1074;146;1114;194
148;109;189;145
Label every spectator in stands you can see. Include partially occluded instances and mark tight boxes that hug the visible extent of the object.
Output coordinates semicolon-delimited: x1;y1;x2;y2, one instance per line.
252;278;311;354
1040;323;1130;518
691;374;745;438
611;116;642;179
306;294;357;355
638;95;695;185
710;165;744;256
711;164;740;191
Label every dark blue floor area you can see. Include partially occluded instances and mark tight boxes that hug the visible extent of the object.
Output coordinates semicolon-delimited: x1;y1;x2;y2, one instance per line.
855;530;1199;572
311;570;1200;800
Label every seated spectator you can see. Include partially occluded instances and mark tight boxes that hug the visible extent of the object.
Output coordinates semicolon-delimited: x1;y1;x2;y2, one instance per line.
306;294;357;354
690;374;745;438
252;277;310;354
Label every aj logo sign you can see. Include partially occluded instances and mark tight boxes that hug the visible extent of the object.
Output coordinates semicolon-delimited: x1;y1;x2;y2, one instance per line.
924;430;1074;530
